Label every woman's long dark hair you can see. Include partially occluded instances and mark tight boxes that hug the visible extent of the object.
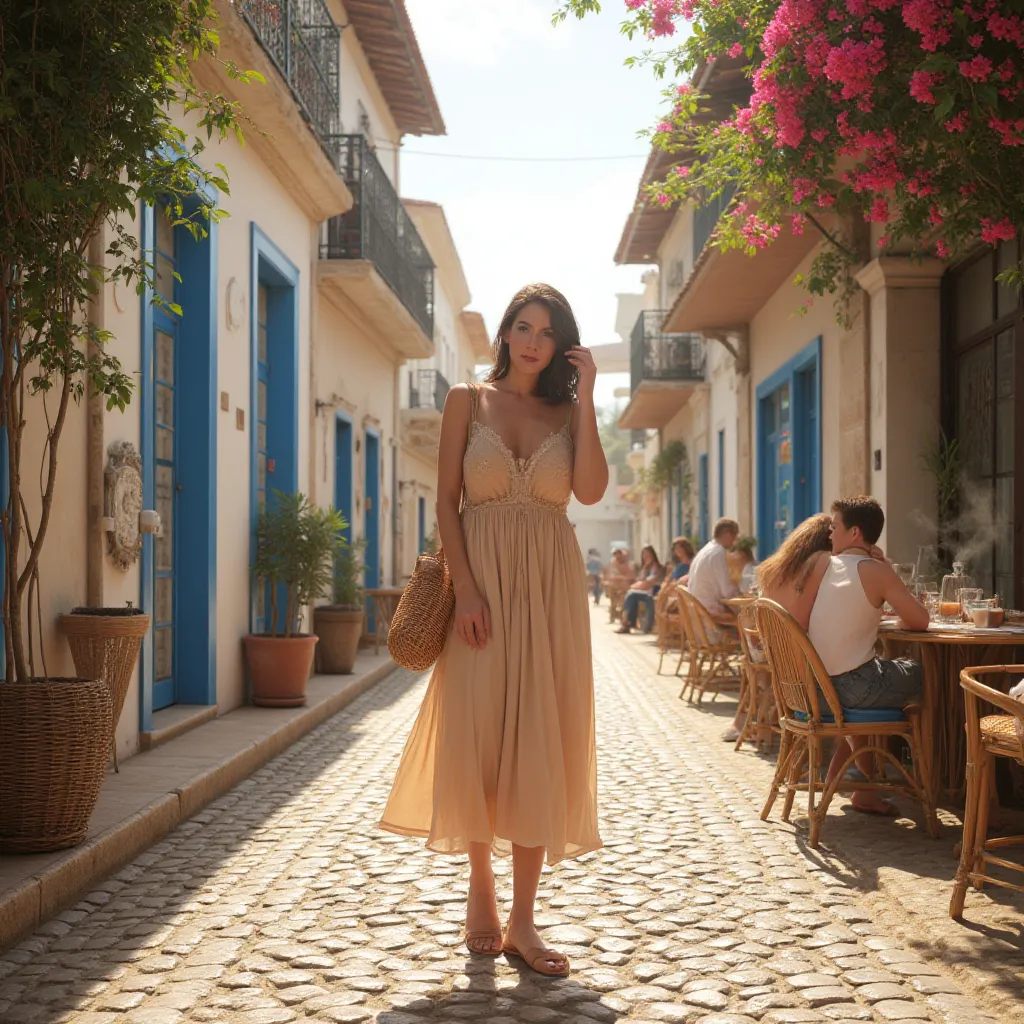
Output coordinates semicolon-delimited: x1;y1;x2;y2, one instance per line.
483;283;580;405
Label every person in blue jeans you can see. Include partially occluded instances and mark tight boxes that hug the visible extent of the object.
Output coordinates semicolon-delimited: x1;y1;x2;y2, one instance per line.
617;538;694;634
615;546;664;633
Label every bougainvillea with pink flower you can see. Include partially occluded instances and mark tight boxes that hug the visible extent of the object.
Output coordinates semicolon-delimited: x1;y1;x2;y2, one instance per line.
556;0;1024;310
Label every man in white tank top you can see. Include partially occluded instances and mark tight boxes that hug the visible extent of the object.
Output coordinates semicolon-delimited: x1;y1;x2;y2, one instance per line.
808;496;930;815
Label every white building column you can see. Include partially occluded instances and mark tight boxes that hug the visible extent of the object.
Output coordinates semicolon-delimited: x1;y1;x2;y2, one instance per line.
855;257;946;560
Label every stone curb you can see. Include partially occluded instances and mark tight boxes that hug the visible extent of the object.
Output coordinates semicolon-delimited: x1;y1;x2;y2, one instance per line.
0;658;398;952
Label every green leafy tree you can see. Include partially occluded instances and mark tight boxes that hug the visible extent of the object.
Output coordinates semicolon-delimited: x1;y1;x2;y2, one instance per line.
597;404;635;486
0;0;259;680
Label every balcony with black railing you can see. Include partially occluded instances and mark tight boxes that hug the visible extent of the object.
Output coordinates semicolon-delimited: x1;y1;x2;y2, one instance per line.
239;0;340;163
318;135;435;353
401;369;450;456
619;310;705;431
692;183;737;267
408;369;450;414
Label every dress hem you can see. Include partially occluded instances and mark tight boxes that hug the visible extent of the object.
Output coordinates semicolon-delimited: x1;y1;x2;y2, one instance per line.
377;819;604;866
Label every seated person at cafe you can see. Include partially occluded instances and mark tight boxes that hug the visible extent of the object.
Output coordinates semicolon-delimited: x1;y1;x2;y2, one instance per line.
808;496;929;815
686;519;745;741
686;517;742;619
603;546;634;611
757;514;833;630
670;537;696;581
617;545;665;634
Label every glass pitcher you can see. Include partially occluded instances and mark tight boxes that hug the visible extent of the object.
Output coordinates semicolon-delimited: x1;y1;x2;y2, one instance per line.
938;562;973;623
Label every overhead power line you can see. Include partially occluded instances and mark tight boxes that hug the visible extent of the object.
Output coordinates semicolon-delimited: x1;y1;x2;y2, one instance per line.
398;149;649;163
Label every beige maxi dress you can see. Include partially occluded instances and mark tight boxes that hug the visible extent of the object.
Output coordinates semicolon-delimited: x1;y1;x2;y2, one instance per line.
380;390;601;864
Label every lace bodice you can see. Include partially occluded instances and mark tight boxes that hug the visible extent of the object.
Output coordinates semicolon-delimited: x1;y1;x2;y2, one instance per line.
463;422;574;513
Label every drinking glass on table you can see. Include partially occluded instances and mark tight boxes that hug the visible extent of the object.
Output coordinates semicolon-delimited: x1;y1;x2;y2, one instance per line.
959;588;984;622
916;578;939;614
893;563;916;589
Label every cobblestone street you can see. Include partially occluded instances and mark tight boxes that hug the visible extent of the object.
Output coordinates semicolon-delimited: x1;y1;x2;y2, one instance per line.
1;610;1020;1024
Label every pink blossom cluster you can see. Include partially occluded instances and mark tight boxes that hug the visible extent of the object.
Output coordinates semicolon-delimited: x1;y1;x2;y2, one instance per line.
626;0;1024;264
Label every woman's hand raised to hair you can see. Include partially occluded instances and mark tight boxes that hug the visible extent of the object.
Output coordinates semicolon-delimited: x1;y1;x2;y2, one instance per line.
566;346;597;399
454;586;491;650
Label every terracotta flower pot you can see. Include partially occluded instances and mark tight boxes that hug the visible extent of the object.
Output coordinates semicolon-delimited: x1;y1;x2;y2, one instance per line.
243;634;318;707
313;606;364;675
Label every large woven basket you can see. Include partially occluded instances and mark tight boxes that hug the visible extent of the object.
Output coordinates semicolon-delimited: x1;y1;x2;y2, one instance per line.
0;678;112;852
388;550;455;671
61;609;150;772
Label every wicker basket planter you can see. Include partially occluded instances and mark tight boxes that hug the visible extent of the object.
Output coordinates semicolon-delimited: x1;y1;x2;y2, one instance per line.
313;606;363;675
60;607;150;772
0;678;113;852
243;634;317;707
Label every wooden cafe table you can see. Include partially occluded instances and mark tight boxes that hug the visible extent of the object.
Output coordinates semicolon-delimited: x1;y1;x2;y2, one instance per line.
880;619;1024;805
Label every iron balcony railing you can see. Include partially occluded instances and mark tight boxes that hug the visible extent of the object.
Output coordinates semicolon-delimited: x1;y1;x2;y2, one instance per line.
692;183;737;266
630;310;705;394
408;369;449;414
320;135;435;337
238;0;340;160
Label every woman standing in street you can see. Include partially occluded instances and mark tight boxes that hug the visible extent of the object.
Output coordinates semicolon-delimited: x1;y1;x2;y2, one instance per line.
380;283;608;977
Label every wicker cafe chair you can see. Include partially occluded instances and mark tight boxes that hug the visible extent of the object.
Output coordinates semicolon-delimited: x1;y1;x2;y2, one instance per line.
949;665;1024;919
734;602;779;753
753;598;940;850
655;581;685;675
676;588;742;704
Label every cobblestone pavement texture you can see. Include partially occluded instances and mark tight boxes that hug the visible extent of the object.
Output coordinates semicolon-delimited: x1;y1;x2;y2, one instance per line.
1;609;1020;1024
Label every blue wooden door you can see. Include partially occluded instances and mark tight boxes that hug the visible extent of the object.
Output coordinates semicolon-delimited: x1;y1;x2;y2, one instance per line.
762;382;794;551
335;416;353;541
253;283;271;634
417;496;426;553
364;430;381;629
152;210;178;710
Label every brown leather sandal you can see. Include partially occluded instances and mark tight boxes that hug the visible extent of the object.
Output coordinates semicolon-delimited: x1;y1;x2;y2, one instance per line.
464;929;503;956
502;936;570;977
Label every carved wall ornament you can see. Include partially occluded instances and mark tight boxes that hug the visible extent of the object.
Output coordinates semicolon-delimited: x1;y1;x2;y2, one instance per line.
226;276;246;331
105;441;144;571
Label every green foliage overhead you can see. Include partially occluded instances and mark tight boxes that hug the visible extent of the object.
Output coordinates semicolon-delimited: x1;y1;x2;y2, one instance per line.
0;0;257;680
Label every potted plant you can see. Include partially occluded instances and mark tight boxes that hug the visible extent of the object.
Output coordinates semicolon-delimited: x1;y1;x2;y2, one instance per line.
313;536;366;675
244;491;345;706
0;4;249;852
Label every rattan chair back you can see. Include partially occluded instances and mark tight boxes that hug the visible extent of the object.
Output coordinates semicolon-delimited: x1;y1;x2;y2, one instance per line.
960;666;1024;764
753;598;845;726
676;587;725;650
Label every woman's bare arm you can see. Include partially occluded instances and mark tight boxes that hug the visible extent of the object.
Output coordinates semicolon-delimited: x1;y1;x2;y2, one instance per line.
567;346;608;505
435;385;491;648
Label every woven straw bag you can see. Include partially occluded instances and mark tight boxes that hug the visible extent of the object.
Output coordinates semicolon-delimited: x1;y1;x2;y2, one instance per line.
387;548;456;671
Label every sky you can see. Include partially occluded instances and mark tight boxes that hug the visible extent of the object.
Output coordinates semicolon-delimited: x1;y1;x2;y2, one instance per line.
399;0;669;408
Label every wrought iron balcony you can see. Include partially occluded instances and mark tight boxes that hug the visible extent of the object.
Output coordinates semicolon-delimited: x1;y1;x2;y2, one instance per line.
408;369;449;414
630;310;705;393
320;135;435;337
692;183;736;266
238;0;340;159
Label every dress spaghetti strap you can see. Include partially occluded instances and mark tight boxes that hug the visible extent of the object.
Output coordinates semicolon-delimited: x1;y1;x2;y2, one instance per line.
467;382;478;429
